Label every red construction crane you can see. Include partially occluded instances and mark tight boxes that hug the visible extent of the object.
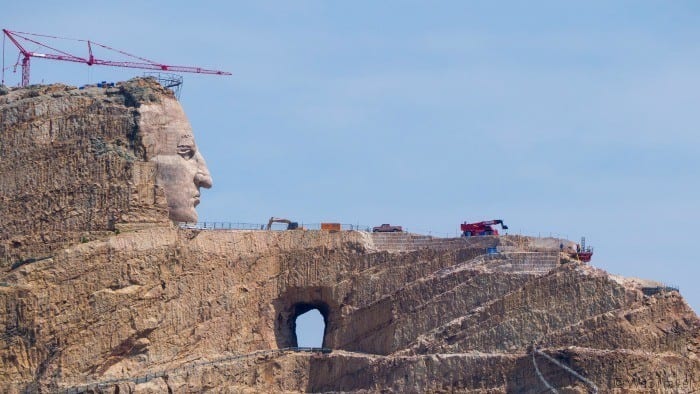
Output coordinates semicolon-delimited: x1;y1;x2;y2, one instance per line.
2;29;231;86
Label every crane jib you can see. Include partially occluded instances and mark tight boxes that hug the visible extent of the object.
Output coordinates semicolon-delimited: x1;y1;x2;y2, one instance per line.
2;28;231;86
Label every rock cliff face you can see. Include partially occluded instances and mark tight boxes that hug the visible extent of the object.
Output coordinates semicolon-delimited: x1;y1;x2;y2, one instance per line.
0;79;172;266
0;80;698;393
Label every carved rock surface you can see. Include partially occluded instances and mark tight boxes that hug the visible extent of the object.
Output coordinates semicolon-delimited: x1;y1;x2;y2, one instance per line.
0;79;174;266
0;82;698;393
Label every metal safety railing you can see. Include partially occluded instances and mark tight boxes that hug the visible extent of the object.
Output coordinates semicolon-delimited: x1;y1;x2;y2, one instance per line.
56;345;600;393
177;222;372;231
56;347;333;393
641;284;680;296
176;223;575;245
178;222;266;230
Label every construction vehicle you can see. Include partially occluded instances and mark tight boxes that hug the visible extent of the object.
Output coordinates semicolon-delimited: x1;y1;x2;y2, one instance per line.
460;220;508;237
266;217;301;230
569;236;593;262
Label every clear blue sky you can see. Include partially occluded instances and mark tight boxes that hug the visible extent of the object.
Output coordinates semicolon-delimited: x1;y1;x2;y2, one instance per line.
4;2;699;320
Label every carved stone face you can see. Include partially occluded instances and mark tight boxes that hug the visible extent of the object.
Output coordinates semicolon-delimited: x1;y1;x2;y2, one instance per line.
138;97;213;223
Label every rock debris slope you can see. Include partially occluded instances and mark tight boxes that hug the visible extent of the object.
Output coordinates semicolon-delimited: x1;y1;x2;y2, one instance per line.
0;79;698;393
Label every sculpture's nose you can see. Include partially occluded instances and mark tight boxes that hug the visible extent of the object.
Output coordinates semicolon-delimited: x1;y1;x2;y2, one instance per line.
195;171;213;189
194;152;213;189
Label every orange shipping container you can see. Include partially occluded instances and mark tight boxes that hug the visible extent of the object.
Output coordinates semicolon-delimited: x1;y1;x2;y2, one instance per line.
321;223;341;231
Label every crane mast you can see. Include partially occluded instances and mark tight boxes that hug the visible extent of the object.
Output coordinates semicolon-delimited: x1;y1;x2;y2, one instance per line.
2;29;230;87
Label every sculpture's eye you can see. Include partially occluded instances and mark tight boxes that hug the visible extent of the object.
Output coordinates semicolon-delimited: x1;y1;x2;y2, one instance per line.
177;145;195;160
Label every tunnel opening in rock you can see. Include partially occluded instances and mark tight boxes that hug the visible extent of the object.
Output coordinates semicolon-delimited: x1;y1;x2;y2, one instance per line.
295;308;325;348
289;302;329;348
273;287;337;349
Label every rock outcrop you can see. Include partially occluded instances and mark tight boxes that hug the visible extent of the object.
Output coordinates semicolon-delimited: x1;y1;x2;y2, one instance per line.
0;79;172;266
0;80;698;393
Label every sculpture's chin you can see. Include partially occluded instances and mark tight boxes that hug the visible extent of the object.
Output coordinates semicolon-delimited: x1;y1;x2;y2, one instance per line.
169;207;198;223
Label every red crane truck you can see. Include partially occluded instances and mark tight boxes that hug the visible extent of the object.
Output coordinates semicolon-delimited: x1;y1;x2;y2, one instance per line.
460;220;508;237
